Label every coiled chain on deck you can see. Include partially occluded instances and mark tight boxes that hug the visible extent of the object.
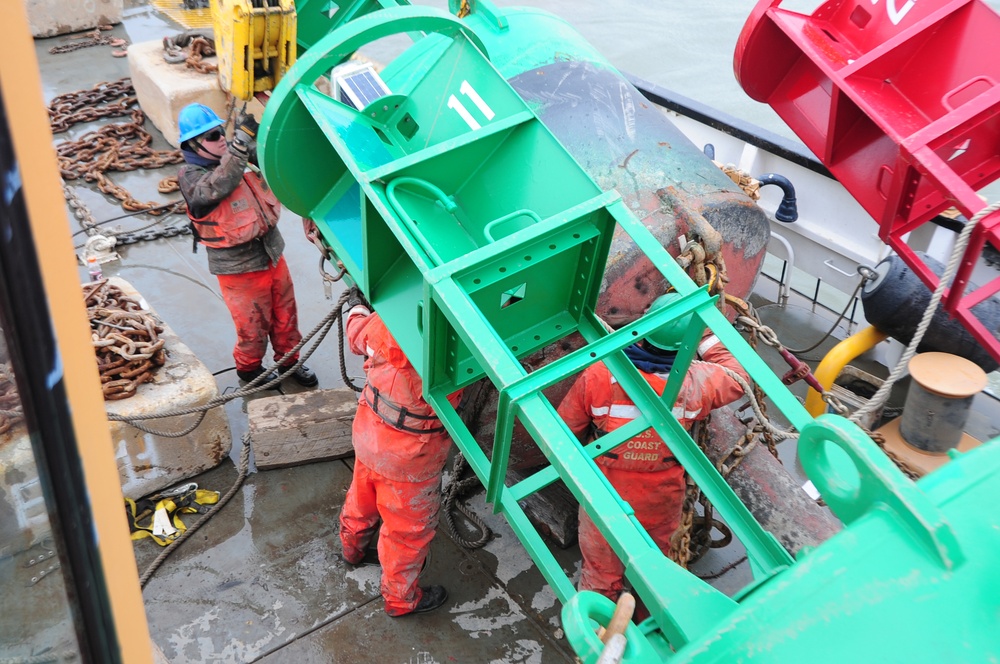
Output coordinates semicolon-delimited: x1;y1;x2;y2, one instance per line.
162;32;218;74
48;77;135;132
107;302;342;436
85;280;166;401
50;78;186;216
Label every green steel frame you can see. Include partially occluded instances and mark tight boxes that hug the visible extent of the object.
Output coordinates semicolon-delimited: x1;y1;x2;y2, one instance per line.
259;0;801;643
259;3;1000;662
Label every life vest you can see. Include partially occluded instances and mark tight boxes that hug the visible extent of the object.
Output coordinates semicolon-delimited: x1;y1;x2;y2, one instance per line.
591;371;679;472
189;172;280;248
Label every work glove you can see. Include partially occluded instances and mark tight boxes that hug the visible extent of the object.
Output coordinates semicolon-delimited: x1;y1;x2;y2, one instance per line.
347;286;370;311
235;111;260;141
232;112;260;154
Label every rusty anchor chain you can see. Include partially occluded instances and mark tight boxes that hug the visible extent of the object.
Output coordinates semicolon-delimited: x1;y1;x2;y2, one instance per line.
84;280;166;401
662;243;785;570
821;394;921;480
713;161;762;201
48;25;129;56
64;184;100;237
727;298;803;422
50;78;186;218
162;32;218;74
666;420;739;569
48;77;136;134
723;292;923;480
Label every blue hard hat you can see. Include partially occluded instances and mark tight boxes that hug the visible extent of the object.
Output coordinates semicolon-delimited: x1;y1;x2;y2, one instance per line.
178;103;224;143
645;292;694;351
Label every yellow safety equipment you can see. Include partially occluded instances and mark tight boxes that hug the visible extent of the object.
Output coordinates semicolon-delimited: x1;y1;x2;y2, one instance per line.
125;486;221;546
212;0;297;100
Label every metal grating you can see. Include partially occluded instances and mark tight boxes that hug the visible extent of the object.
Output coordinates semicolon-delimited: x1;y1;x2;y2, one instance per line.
149;0;213;30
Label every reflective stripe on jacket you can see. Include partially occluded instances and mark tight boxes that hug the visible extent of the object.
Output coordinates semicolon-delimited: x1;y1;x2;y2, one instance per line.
592;371;677;471
188;172;280;248
557;335;749;472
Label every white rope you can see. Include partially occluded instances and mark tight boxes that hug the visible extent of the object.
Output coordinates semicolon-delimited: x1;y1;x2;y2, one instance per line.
851;201;1000;423
720;366;798;441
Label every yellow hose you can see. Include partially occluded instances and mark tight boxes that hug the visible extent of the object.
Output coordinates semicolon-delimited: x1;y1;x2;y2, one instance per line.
804;326;889;416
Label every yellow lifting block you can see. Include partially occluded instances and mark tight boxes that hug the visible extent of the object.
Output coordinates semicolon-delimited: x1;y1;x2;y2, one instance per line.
212;0;297;100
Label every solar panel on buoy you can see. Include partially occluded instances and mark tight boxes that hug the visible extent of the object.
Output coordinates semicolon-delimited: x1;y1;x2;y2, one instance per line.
333;64;390;110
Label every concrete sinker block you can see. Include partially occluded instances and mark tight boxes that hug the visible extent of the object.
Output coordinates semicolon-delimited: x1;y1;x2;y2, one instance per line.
104;278;232;499
26;0;122;37
127;39;226;148
0;427;51;554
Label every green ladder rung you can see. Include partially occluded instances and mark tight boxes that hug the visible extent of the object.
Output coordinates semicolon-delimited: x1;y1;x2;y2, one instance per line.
602;346;793;576
508;418;647;501
608;202;814;431
510;392;739;645
427;386;739;648
487;290;714;505
429;256;790;574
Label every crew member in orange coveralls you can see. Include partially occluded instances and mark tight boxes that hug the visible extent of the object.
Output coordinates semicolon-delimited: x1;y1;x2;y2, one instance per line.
339;286;459;616
177;103;317;388
557;292;749;602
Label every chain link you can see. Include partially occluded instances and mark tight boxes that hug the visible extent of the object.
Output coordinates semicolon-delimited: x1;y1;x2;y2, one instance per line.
163;32;218;74
48;77;136;133
113;222;192;246
724;289;926;481
667;419;736;569
106;301;342;435
868;429;922;480
50;78;186;219
63;184;99;236
48;25;127;55
713;161;762;201
85;281;167;400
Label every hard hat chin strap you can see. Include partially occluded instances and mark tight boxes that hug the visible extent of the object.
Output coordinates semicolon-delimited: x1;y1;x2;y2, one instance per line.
193;138;225;162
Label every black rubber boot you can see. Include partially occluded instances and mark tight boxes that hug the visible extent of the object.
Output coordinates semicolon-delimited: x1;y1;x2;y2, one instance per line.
236;366;280;390
407;585;448;615
283;364;318;387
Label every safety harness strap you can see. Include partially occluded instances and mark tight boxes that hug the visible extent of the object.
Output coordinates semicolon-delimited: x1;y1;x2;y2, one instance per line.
125;486;220;546
363;383;447;434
